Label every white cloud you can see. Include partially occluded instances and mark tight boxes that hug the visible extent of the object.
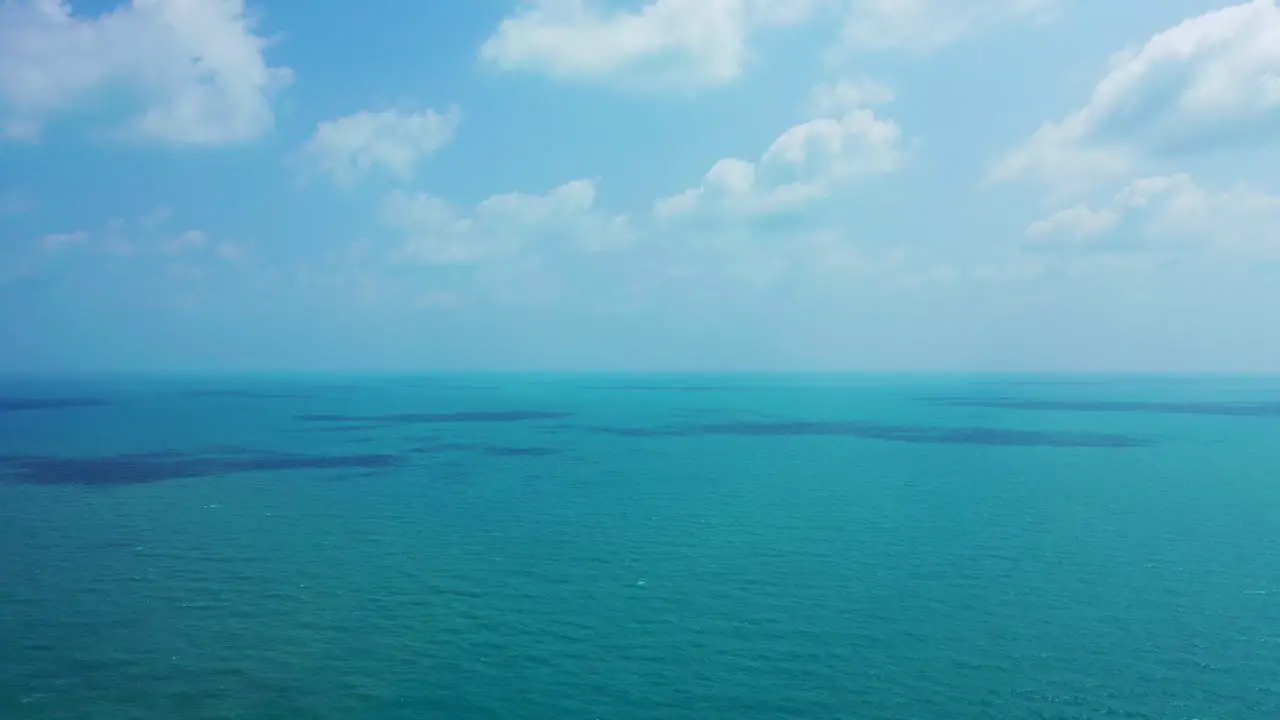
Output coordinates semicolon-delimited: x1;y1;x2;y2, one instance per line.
1120;175;1280;257
104;237;136;257
301;106;461;185
644;81;914;295
413;290;461;311
1026;204;1120;243
1028;173;1280;258
478;0;1057;90
381;179;634;265
39;230;88;251
0;0;291;144
836;0;1057;53
808;78;894;116
140;205;172;228
655;82;905;217
102;217;135;256
153;229;247;263
992;0;1280;194
161;229;209;255
478;0;823;90
214;240;246;261
0;190;34;215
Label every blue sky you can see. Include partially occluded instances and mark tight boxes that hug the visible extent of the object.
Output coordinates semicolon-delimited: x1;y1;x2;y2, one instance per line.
1;0;1278;373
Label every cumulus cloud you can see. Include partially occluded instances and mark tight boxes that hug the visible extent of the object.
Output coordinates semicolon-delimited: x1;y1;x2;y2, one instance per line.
478;0;823;90
992;0;1280;194
836;0;1057;53
807;78;894;116
655;81;905;218
478;0;1059;89
0;0;291;144
1025;205;1120;243
381;179;634;265
1027;173;1280;258
300;105;461;185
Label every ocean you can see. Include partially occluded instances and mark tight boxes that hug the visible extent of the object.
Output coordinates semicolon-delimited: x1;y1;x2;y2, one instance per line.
1;375;1278;719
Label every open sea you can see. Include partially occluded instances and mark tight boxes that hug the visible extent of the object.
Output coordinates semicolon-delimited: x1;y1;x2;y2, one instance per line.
1;374;1278;719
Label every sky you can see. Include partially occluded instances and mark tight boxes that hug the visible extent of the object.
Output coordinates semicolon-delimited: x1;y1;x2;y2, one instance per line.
1;0;1278;373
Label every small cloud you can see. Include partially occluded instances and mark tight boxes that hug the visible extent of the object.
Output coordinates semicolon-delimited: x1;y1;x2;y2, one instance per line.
1026;205;1121;243
0;191;34;215
1;119;40;142
652;188;702;219
300;106;461;185
834;0;1058;55
39;231;88;251
808;78;895;116
161;230;208;255
215;241;246;262
384;179;632;265
140;206;173;228
654;97;906;218
414;291;460;310
103;237;136;256
168;263;207;280
101;217;135;256
477;0;823;91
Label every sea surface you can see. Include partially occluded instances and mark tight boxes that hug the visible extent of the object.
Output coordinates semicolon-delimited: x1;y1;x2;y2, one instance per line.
1;374;1278;719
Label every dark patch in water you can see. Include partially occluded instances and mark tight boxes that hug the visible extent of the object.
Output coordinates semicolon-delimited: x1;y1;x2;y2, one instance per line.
297;411;572;425
292;423;394;434
584;385;738;392
405;442;473;454
930;397;1280;417
0;397;111;413
575;421;1148;448
676;407;740;416
405;442;559;458
965;377;1276;388
178;390;308;399
398;383;498;390
692;422;1149;447
0;450;403;486
479;445;559;457
578;425;683;438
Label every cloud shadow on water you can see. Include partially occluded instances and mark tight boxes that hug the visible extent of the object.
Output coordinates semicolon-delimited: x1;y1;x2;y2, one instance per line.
297;411;572;426
293;424;386;434
928;397;1280;417
0;450;404;487
406;442;560;458
177;390;310;400
577;420;1150;448
0;397;112;413
583;385;740;392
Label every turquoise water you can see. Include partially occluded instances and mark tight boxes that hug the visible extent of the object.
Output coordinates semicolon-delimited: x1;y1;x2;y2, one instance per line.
2;375;1278;719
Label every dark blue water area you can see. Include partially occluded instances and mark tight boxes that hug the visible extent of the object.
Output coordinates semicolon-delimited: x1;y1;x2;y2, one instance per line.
1;375;1279;719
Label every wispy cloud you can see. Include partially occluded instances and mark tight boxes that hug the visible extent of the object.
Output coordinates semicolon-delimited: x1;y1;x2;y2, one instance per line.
300;106;461;185
382;179;634;265
39;230;88;252
0;190;34;215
